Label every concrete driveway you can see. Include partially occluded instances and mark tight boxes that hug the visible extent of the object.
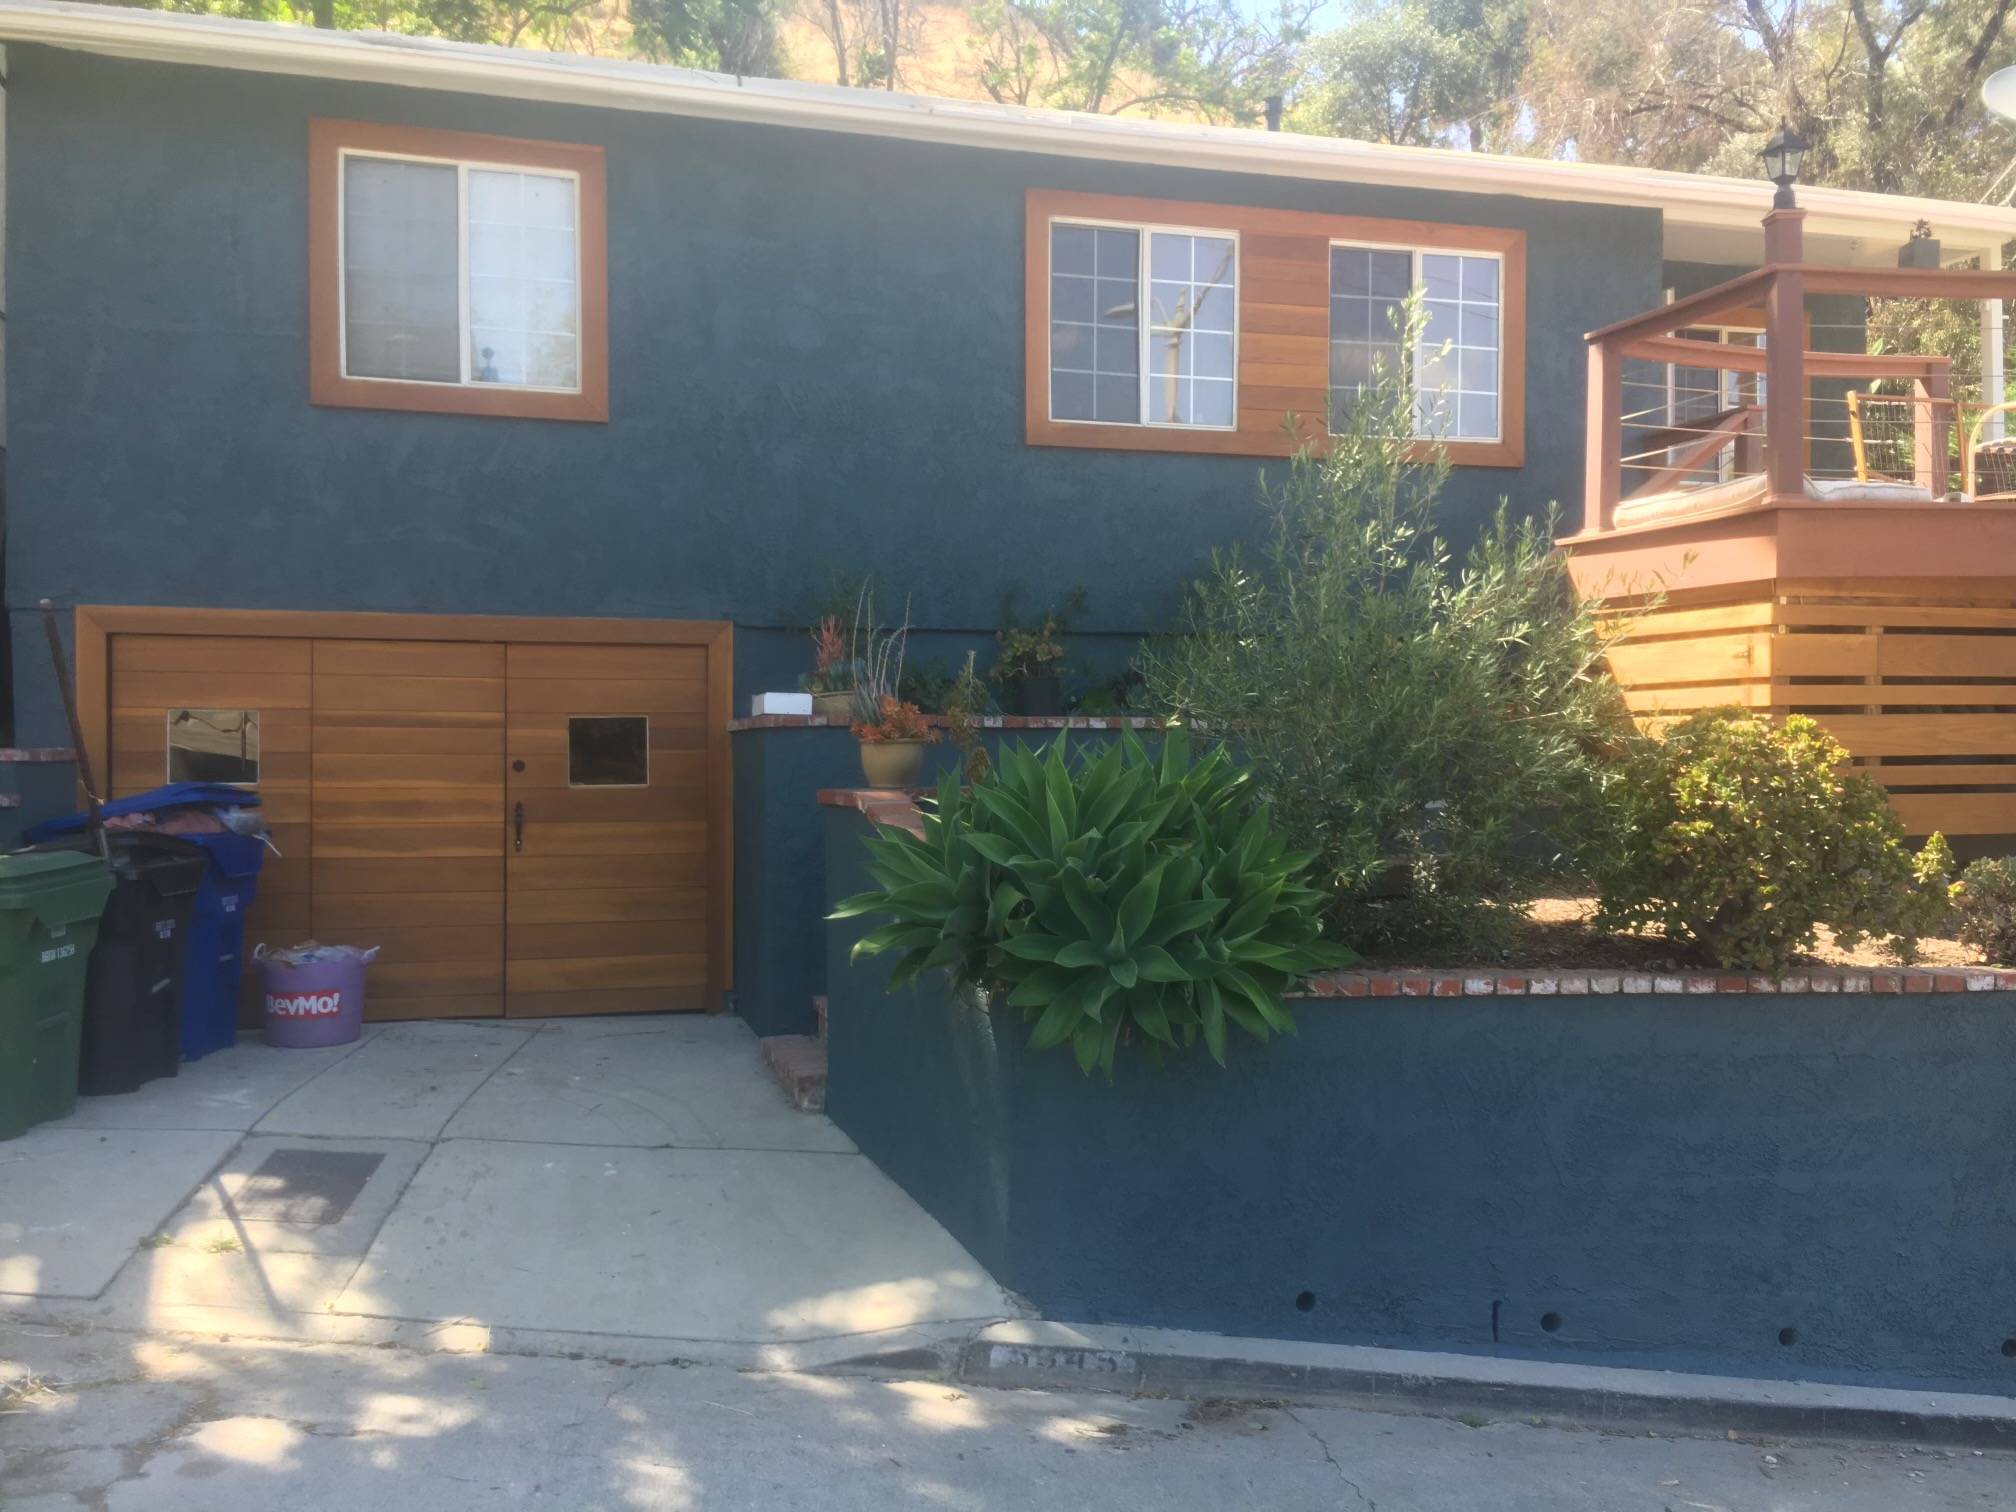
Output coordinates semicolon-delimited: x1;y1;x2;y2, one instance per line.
0;1018;1017;1367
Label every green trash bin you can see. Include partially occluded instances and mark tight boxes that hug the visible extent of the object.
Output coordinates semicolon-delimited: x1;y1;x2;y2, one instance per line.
0;849;116;1141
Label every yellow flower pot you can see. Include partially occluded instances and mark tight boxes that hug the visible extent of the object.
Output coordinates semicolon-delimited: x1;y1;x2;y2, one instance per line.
859;739;927;788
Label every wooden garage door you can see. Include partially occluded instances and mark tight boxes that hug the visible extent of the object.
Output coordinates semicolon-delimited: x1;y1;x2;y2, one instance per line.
310;640;507;1019
505;643;713;1017
108;635;313;982
83;611;731;1023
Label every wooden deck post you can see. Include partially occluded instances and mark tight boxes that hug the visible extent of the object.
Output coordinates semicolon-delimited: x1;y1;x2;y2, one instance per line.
1585;337;1622;533
1762;208;1807;501
1913;370;1953;495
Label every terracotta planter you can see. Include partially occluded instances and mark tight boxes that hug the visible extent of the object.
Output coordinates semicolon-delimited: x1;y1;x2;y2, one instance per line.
859;739;927;788
812;690;856;723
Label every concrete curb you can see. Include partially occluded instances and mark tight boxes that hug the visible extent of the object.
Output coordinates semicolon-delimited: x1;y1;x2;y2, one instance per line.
958;1323;2016;1451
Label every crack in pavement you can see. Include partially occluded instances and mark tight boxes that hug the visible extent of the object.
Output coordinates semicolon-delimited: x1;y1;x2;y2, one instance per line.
1284;1406;1377;1511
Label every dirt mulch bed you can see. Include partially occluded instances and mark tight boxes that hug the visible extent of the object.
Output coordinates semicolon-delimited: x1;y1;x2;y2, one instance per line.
1361;895;1995;973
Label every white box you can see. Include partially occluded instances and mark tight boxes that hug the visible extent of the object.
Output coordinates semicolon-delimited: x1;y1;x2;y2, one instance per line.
750;692;814;717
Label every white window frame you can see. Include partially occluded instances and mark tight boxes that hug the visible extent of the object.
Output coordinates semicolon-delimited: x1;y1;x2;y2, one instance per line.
336;146;585;396
1327;239;1507;444
1661;298;1767;485
1046;215;1242;432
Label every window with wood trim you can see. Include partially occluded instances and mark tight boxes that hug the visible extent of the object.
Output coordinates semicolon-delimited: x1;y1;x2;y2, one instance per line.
1048;220;1239;429
1026;189;1525;466
309;119;609;422
1330;244;1504;443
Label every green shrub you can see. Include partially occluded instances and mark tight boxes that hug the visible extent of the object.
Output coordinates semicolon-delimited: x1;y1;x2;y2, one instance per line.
830;730;1354;1074
1137;373;1632;955
1591;709;1951;971
1954;855;2016;963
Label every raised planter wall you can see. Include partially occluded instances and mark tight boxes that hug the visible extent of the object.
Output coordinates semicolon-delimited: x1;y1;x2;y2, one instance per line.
730;716;1156;1037
822;800;2016;1394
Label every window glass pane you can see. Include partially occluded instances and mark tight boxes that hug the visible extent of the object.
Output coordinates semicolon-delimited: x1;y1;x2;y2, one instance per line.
1051;224;1096;275
343;156;459;382
1050;222;1139;424
1192;378;1235;427
1331;247;1423;431
1332;247;1370;296
1366;251;1411;297
1422;254;1463;300
1145;231;1237;429
1332;245;1502;440
468;168;581;390
568;716;649;787
167;710;260;786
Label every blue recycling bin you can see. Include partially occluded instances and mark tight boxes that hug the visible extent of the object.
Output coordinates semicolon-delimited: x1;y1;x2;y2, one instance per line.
177;830;265;1060
25;784;267;1061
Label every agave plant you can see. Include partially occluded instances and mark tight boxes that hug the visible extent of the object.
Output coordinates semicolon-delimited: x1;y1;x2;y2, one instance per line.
830;730;1354;1074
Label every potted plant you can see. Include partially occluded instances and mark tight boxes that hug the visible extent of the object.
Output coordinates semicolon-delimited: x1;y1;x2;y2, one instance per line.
801;615;857;722
990;590;1084;716
853;695;940;786
844;593;938;784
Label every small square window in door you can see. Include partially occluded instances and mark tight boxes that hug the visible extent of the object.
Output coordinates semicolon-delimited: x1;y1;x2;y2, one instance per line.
167;709;260;785
568;715;649;787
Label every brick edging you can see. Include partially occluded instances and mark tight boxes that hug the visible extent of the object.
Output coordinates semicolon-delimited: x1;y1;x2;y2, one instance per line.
1298;968;2016;998
730;713;1163;733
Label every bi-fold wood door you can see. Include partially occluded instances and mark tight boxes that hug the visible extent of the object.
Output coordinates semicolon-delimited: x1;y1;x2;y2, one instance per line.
82;610;731;1024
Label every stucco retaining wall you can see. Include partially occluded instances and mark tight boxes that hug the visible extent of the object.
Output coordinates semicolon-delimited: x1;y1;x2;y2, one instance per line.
822;804;2016;1393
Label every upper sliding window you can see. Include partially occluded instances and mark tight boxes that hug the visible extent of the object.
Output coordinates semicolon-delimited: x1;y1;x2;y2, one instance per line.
1047;220;1238;430
309;120;608;422
1330;245;1503;443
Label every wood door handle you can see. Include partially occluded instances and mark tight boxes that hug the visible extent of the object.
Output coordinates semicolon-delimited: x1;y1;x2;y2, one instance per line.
514;801;525;853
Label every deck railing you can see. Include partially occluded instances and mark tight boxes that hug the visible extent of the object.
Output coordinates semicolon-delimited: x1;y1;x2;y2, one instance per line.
1580;208;2016;535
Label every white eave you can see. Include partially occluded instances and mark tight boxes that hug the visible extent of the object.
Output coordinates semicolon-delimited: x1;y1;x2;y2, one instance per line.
4;0;2014;269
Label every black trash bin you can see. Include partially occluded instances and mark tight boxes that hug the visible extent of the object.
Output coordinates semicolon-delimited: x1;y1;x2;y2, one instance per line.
38;833;209;1096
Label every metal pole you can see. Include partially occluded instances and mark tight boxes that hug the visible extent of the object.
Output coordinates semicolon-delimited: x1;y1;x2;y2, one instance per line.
38;599;108;858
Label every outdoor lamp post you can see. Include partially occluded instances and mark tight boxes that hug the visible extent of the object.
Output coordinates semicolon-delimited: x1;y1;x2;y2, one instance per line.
1761;119;1808;209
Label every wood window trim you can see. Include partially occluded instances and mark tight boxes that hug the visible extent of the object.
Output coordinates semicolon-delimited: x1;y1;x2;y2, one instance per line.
308;118;609;423
1024;188;1525;467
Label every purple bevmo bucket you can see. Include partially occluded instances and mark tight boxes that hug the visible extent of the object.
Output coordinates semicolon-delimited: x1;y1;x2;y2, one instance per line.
259;948;371;1048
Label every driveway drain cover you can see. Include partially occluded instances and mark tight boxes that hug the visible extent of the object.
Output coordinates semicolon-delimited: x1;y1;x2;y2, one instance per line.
232;1149;385;1226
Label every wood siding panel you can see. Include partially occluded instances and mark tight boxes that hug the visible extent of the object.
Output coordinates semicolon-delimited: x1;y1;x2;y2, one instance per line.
1590;585;2016;836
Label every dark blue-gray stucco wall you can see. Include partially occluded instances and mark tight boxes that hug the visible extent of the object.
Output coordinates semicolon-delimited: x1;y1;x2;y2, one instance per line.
824;806;2016;1393
735;721;1149;1036
2;44;1663;744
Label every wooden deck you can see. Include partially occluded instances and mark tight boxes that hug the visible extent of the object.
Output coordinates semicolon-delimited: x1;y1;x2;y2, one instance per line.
1591;578;2016;838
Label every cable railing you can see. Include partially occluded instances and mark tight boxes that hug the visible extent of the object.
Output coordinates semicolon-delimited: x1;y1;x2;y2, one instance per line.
1580;210;2016;534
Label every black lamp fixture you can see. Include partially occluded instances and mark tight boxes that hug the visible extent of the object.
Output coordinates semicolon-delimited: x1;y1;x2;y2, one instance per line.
1760;118;1808;209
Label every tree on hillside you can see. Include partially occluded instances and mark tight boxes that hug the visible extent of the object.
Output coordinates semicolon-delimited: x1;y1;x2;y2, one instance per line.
629;0;788;71
798;0;924;87
1289;0;1528;149
969;0;1316;122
